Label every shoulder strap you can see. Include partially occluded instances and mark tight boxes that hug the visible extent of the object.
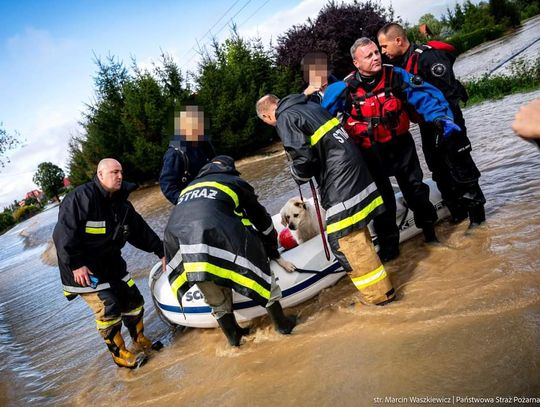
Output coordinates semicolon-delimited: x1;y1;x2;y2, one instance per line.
169;140;191;183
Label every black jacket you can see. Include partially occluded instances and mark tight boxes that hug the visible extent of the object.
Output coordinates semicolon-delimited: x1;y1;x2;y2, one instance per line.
275;94;385;268
164;156;278;306
397;44;468;110
53;177;164;298
159;138;215;204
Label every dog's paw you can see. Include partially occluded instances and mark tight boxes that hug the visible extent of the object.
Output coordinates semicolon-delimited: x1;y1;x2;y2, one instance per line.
277;258;297;273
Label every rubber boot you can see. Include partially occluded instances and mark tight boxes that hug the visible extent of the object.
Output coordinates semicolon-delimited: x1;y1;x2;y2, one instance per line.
103;324;147;369
266;301;297;335
447;203;468;224
377;233;400;263
123;312;153;352
468;204;486;229
422;222;439;243
217;313;248;347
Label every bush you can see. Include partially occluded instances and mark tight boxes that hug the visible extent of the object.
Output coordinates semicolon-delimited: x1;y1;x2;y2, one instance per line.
12;205;40;222
448;25;505;54
0;211;15;233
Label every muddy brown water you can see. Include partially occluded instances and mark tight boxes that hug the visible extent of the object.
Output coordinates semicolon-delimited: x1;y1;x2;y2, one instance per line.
1;90;540;406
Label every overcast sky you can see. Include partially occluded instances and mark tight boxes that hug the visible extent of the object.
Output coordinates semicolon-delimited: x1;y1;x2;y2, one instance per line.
0;0;470;208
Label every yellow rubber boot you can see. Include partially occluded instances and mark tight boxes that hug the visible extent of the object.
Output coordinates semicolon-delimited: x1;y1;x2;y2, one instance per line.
131;319;153;352
104;326;147;368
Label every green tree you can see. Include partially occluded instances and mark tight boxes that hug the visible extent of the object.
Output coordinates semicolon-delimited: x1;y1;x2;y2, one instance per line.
69;54;191;186
33;162;65;202
0;123;21;168
195;30;279;156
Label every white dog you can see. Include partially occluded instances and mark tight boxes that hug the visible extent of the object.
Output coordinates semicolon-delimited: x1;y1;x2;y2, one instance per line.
280;197;325;244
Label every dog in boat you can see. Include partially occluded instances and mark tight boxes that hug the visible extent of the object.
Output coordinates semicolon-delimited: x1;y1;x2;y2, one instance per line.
280;197;325;244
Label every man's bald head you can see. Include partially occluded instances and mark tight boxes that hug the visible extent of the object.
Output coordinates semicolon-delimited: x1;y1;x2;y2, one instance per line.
97;158;123;193
256;94;280;127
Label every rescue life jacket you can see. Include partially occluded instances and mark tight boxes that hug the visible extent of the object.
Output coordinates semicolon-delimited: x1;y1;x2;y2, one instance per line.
345;65;410;149
405;41;456;75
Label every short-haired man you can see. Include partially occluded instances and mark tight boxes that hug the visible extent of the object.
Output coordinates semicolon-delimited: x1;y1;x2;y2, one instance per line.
53;158;165;368
257;93;396;306
324;37;460;261
377;23;486;227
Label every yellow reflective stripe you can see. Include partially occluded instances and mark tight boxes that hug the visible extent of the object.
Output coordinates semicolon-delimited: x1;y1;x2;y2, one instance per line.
63;290;73;297
85;227;106;234
180;182;239;208
95;317;121;330
122;305;143;317
241;218;253;226
127;278;135;287
184;262;270;300
171;272;188;296
327;195;384;234
310;117;340;146
351;265;388;289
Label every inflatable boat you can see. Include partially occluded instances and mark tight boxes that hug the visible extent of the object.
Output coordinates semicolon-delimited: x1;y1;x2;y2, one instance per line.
149;179;449;328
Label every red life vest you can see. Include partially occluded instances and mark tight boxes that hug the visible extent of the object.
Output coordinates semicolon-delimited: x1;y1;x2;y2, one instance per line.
344;65;410;149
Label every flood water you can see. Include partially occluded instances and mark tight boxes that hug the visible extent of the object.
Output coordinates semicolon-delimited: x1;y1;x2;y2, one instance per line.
1;38;540;407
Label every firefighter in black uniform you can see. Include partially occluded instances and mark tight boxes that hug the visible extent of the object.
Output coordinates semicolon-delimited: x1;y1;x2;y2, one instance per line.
53;158;165;369
378;22;486;227
164;156;296;347
257;92;396;306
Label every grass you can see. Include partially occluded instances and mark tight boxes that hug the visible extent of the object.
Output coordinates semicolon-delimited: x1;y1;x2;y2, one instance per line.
464;56;540;105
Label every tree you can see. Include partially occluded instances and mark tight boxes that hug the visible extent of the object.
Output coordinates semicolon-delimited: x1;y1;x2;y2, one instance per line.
0;124;21;168
33;162;65;202
69;54;192;186
275;0;395;78
195;29;280;156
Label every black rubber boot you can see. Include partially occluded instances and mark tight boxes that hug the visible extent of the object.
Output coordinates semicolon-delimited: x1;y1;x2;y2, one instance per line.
447;203;468;224
422;222;439;243
377;233;400;262
266;302;297;334
468;204;486;228
217;313;247;347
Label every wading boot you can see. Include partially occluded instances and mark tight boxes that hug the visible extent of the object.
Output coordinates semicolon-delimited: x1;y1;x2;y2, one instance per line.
103;325;147;369
377;233;400;263
123;309;163;352
266;301;297;334
447;204;468;224
468;204;486;229
422;222;439;243
217;313;250;347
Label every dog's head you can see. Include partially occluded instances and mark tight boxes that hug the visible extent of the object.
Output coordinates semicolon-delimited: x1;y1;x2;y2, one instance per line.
280;197;309;231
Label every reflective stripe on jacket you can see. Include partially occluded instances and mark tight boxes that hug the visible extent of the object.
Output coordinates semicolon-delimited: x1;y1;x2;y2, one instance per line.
275;94;385;249
164;159;277;306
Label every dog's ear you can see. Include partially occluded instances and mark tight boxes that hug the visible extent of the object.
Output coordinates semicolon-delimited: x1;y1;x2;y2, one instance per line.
280;210;288;226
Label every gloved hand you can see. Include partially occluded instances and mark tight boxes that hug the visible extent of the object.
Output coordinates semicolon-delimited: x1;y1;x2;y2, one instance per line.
434;118;461;148
436;118;461;138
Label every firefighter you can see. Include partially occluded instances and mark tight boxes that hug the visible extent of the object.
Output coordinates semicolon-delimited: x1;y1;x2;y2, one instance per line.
164;156;296;347
53;158;165;368
256;93;396;306
378;22;486;227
